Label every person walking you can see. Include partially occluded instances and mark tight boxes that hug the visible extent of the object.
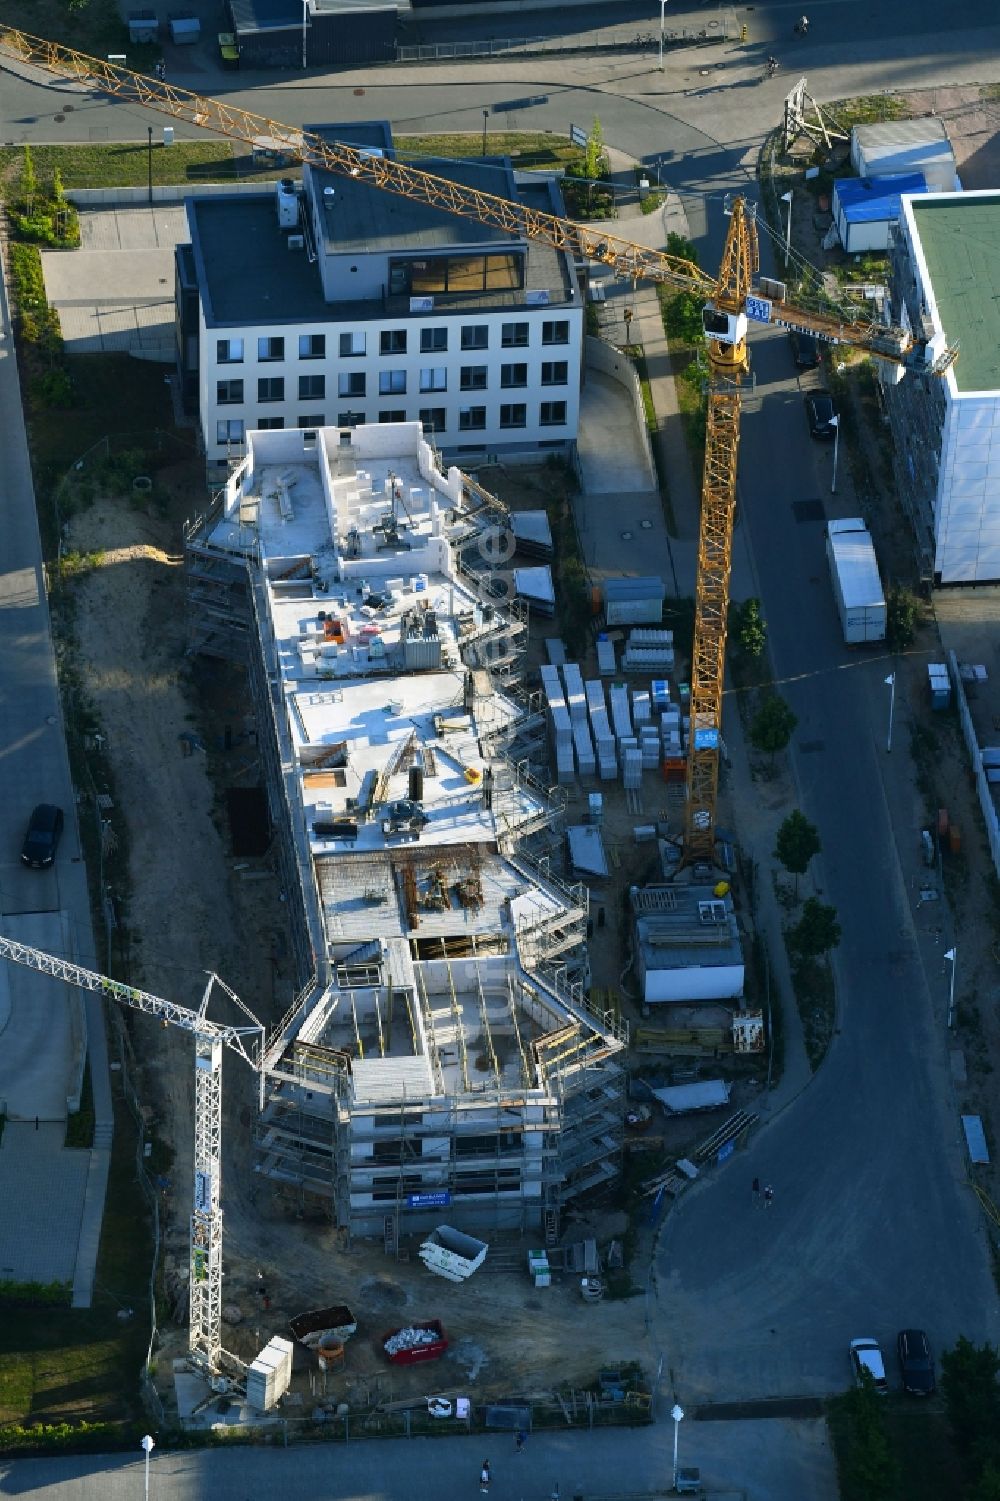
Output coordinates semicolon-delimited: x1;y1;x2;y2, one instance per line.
763;1184;775;1209
752;1176;761;1204
480;1460;491;1492
515;1430;527;1452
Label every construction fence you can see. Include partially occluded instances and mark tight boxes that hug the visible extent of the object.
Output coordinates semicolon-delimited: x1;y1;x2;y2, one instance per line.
397;20;734;62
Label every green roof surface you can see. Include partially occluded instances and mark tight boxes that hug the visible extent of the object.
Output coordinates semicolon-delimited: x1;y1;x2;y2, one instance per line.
911;196;1000;393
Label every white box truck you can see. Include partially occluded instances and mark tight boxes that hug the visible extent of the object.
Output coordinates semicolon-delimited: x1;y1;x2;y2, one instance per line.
826;519;886;645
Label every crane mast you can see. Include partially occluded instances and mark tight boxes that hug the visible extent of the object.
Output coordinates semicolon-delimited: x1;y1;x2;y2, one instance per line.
0;935;263;1376
0;27;951;861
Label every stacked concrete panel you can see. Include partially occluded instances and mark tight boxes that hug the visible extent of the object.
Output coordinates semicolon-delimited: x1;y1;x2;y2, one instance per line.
572;715;596;777
622;628;675;673
609;683;633;747
622;746;643;789
585;679;618;781
542;663;575;782
596;635;616;676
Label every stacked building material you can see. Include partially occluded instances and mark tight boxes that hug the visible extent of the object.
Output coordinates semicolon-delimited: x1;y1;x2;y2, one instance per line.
632;689;651;726
562;663;588;726
609;683;633;747
573;715;596;777
622;628;675;673
622;746;643;789
542;664;575;782
596;634;616;676
585;680;618;781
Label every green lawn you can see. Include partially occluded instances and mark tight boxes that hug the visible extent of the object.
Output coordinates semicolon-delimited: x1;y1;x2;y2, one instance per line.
0;1085;152;1430
397;132;584;172
2;0;142;64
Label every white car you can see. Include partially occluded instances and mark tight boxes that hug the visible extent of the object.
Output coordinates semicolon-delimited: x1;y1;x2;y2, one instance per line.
850;1337;888;1394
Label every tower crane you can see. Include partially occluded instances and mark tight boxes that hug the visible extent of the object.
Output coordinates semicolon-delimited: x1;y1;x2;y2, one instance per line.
0;933;263;1378
0;27;956;861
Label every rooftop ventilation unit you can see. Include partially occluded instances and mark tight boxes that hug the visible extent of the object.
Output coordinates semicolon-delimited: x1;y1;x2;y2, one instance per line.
288;234;305;250
323;186;336;211
697;900;727;924
276;177;298;229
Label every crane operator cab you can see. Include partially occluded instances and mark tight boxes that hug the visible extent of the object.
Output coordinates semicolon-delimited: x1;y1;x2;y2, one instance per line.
702;306;749;347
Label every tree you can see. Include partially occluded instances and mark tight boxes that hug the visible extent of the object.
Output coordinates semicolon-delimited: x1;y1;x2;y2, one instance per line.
749;692;797;765
970;1466;1000;1501
774;810;821;897
788;897;840;959
21;144;37;214
838;1379;900;1501
887;584;921;650
584;117;607;182
942;1337;1000;1481
735;597;767;661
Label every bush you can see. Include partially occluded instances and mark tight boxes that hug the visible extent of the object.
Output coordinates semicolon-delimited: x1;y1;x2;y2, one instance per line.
0;1279;72;1308
32;368;75;408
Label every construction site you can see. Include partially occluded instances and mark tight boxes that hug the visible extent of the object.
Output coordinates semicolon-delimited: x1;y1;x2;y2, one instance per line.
184;420;628;1249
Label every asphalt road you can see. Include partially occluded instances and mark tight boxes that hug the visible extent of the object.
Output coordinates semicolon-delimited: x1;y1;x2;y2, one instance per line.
0;0;999;1418
0;1419;838;1500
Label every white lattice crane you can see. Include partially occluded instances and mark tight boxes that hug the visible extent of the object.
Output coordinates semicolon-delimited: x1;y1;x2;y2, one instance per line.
0;934;263;1377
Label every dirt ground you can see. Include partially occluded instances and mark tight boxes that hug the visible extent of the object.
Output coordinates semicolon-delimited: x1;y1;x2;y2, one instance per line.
65;480;652;1415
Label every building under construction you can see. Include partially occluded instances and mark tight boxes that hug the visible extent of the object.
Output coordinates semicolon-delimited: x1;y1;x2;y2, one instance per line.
184;421;625;1242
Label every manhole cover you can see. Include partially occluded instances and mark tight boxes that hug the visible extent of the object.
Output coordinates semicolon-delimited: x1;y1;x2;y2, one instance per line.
54;114;65;123
640;519;653;529
620;530;633;540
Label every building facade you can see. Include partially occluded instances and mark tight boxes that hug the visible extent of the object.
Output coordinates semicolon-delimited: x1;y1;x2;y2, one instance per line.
175;123;583;483
883;191;1000;584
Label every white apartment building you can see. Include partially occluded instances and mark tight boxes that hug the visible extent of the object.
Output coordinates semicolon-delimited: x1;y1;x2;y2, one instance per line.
884;190;1000;584
175;121;583;481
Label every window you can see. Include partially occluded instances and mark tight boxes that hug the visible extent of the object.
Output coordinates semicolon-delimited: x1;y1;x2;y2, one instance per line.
460;365;488;392
540;400;567;426
298;373;325;401
339;331;365;357
257;377;284;403
216;418;245;444
501;321;529;348
337;410;365;427
419;367;447;393
461;325;489;351
379;409;406;424
298;333;325;360
420;327;448;353
257;336;284;362
392;256;522;295
216;337;243;364
338;372;366;398
500;363;527;389
379;369;407;396
542;320;570;346
419;407;446;433
217;379;243;405
500;403;526;429
541;360;569;386
298;413;325;428
459;406;486;431
380;329;407;355
256;416;284;430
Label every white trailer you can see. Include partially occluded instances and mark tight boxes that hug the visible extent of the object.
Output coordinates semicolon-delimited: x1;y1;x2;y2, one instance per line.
826;519;886;645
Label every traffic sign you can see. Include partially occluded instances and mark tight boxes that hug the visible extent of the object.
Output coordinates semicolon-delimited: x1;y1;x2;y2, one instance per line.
745;294;772;324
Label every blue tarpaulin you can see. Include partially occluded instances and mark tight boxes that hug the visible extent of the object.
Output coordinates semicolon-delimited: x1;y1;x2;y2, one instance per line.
835;172;928;223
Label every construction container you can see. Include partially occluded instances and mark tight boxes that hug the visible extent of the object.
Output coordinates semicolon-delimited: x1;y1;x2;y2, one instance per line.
408;765;424;802
419;1225;488;1282
289;1304;358;1349
382;1320;449;1365
604;576;666;625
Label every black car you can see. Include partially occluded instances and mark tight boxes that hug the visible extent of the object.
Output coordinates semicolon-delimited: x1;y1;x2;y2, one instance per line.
806;390;838;440
790;330;820;369
897;1329;936;1395
21;804;64;868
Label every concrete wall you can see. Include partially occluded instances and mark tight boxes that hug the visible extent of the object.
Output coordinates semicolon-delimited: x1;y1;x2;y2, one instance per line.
584;335;657;489
65;183;272;208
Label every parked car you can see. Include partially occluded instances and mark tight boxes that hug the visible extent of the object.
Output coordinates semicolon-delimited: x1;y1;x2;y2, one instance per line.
850;1337;888;1394
806;390;838;439
790;329;819;369
21;804;64;869
897;1329;936;1395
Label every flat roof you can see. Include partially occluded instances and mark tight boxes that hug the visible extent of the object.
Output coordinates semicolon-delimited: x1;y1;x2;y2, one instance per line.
835;173;927;223
910;194;1000;393
632;885;742;972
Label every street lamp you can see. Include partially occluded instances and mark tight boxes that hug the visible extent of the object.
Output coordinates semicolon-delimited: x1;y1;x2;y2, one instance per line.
658;0;669;70
482;108;489;157
945;947;956;1027
781;189;793;262
147;125;153;206
140;1435;155;1501
829;413;840;494
885;672;895;753
671;1403;684;1490
301;0;308;69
